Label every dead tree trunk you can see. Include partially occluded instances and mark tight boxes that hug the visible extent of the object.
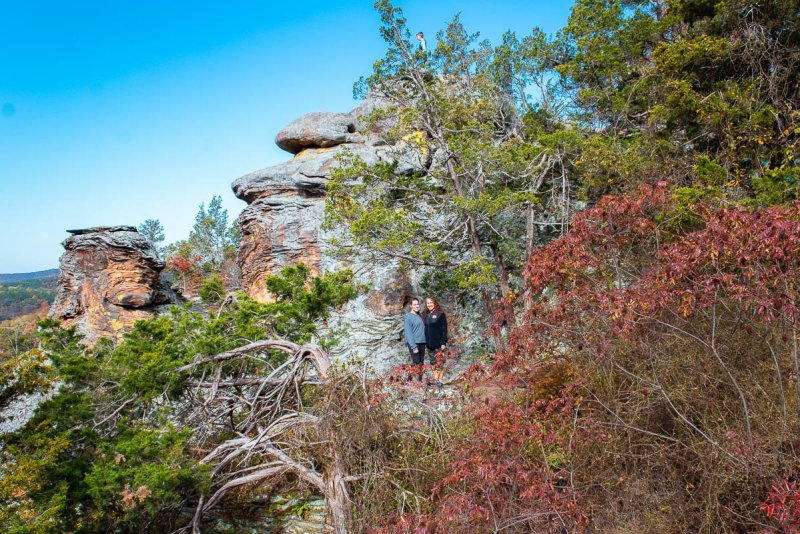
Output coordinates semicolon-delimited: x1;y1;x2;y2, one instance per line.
324;449;351;534
180;340;352;534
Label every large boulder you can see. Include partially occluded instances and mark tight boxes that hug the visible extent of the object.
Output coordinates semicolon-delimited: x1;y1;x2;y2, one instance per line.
274;112;362;154
49;226;180;341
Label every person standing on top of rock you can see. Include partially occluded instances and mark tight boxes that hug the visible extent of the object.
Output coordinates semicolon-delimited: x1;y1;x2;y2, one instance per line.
423;297;448;387
403;297;426;382
416;32;426;52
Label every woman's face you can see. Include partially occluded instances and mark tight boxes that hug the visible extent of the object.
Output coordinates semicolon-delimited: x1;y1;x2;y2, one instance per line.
426;298;435;311
411;299;420;313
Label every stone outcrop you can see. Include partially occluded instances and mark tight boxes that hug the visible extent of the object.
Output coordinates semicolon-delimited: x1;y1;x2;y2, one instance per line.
275;111;362;154
49;226;180;341
233;101;431;369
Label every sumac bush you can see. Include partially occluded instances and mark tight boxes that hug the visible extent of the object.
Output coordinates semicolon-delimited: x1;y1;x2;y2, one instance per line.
493;184;800;532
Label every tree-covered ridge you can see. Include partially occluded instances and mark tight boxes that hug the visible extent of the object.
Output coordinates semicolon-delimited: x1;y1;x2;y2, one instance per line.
0;276;57;322
0;270;58;284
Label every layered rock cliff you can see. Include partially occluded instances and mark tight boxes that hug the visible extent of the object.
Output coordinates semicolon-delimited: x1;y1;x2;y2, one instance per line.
47;103;460;368
49;226;179;341
233;102;431;368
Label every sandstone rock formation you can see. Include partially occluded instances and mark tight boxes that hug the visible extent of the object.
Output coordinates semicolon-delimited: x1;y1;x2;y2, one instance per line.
49;226;180;341
233;102;431;369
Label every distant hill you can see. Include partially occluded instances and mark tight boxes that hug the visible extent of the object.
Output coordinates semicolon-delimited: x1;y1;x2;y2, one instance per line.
0;271;58;321
0;269;59;284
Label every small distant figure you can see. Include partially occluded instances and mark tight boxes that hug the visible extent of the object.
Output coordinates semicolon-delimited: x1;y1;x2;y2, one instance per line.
416;31;426;51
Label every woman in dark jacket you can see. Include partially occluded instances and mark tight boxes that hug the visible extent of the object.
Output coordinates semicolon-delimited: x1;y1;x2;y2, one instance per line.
423;297;448;386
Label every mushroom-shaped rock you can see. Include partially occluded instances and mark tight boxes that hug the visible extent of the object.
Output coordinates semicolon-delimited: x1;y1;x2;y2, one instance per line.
275;112;360;154
49;226;180;342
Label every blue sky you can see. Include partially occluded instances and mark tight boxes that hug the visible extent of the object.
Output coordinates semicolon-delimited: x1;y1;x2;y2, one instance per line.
0;0;573;273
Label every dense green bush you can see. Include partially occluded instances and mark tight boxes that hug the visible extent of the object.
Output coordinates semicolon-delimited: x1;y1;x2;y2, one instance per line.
198;273;225;304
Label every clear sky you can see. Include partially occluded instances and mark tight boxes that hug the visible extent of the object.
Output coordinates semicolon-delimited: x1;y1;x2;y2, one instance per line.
0;0;573;273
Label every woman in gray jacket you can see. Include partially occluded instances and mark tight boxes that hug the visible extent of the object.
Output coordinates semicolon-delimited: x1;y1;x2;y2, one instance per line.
403;297;426;382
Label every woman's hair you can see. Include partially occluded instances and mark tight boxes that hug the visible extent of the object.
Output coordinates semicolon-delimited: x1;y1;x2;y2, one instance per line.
403;295;420;309
422;296;443;318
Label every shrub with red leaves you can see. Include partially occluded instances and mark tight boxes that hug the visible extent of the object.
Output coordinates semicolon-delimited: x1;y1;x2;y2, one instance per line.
433;394;587;532
370;186;800;532
167;254;200;274
498;184;800;530
761;480;800;533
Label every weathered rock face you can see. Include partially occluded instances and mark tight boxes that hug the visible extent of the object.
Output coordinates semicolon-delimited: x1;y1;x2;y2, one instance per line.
49;226;180;342
233;142;383;303
234;100;431;369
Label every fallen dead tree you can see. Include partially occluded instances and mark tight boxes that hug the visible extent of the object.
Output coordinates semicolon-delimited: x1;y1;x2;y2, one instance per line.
177;340;350;534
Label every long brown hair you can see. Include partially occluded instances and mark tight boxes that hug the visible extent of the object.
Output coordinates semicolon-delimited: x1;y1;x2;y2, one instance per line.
422;296;443;319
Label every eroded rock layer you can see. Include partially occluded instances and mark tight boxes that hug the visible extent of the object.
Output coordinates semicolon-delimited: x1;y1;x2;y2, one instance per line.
49;226;179;341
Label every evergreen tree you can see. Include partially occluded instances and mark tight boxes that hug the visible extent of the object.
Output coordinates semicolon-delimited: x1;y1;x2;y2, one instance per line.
137;219;165;254
188;196;237;269
0;265;356;532
326;1;576;318
556;0;799;201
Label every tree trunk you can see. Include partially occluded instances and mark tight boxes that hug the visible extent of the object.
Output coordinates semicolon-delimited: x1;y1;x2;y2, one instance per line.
324;458;350;534
443;156;498;321
317;354;350;534
525;201;536;262
488;238;512;298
